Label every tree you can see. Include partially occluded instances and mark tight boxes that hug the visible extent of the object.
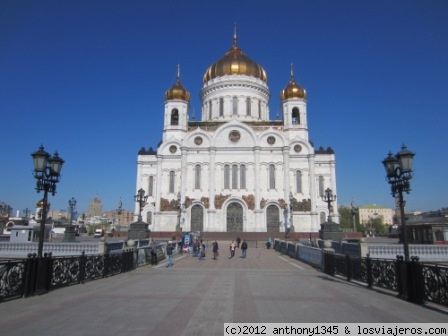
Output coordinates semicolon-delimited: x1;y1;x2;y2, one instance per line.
338;205;361;231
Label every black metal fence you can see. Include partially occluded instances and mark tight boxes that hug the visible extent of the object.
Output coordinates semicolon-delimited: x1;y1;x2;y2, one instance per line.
0;250;134;303
323;252;448;307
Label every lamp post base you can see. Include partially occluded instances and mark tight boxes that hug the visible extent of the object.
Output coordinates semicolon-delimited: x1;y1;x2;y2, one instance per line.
62;225;77;243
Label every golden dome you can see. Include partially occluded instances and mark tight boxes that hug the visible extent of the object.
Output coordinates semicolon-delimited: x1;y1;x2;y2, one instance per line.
203;36;267;83
165;65;191;102
36;198;50;208
280;64;306;100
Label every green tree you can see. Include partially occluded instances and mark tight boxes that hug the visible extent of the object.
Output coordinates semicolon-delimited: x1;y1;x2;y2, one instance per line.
338;206;351;229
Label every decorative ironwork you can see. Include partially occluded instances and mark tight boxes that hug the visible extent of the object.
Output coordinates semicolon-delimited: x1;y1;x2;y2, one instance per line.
84;255;105;281
51;256;81;289
422;263;448;306
370;258;397;291
0;260;25;301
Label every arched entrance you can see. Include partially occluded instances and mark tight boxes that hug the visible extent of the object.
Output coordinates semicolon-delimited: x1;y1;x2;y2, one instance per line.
226;202;243;232
266;204;280;232
190;205;204;232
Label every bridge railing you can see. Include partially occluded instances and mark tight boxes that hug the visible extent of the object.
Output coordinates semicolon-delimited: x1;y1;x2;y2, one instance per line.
324;251;448;307
274;239;448;308
0;249;135;303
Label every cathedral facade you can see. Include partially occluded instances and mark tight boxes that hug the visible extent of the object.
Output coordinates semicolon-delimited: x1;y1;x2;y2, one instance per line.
135;36;338;234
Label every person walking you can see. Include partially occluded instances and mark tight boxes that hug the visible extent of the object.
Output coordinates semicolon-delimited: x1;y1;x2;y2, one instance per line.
165;241;174;267
212;240;219;260
150;239;158;265
229;240;236;258
198;240;206;260
241;239;248;258
236;236;241;248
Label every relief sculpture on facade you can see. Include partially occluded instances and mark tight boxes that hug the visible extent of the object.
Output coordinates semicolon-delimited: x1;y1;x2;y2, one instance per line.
278;199;286;209
201;197;209;209
160;197;180;211
184;196;193;209
290;198;312;211
214;194;230;209
242;194;255;210
260;198;267;209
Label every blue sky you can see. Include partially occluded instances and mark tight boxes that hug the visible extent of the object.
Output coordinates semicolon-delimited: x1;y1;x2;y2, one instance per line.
1;0;447;216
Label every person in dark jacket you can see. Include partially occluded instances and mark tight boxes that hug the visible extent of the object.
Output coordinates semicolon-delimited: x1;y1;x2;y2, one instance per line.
166;242;174;267
241;239;248;258
151;240;158;265
236;236;241;248
212;240;219;260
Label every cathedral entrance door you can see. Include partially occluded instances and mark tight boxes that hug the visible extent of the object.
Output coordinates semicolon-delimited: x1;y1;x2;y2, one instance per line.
266;204;280;232
226;202;243;232
190;205;204;232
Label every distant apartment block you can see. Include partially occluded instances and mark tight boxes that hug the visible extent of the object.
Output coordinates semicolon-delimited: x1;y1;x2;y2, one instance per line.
359;204;394;226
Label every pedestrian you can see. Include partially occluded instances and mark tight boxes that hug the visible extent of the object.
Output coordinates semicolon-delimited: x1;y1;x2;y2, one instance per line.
198;240;206;260
241;239;248;258
193;240;199;257
229;240;236;258
166;241;174;267
236;236;241;248
151;239;158;265
212;240;219;260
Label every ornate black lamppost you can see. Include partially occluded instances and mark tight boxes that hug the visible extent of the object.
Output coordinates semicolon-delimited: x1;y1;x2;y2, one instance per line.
134;188;147;222
323;188;336;221
382;144;415;262
31;145;64;257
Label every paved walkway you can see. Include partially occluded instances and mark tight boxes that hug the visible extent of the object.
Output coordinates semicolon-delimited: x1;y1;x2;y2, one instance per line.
0;243;446;336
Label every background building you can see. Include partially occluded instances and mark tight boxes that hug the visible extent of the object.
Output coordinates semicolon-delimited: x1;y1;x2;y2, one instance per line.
136;34;337;234
358;204;394;229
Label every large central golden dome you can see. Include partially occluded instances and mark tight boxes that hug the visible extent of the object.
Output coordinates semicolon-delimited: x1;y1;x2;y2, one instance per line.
203;37;267;83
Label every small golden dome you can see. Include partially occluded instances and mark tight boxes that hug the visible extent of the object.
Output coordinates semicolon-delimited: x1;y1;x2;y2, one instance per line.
165;65;191;102
203;36;267;83
36;198;50;208
280;64;306;100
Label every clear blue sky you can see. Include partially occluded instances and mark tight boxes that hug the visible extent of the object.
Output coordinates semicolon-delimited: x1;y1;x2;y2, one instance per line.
1;0;447;216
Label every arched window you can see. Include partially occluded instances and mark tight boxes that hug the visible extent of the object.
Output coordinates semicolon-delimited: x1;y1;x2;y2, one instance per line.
224;165;230;189
169;171;175;194
269;164;276;189
219;98;224;117
296;170;302;194
320;212;326;223
232;164;238;189
240;164;246;189
292;107;300;125
258;101;262;119
171;108;179;126
319;176;324;198
232;97;238;115
195;164;201;189
208;101;212;119
148;176;154;196
146;211;152;224
246;98;251;116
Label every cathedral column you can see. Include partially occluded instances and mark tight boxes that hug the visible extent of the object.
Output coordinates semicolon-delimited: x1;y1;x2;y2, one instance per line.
282;146;291;228
254;146;261;209
308;154;318;230
253;146;262;231
180;147;188;197
155;155;163;213
209;147;216;210
208;147;217;231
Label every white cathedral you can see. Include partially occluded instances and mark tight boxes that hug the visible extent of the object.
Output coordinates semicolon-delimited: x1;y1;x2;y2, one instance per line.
135;34;338;234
